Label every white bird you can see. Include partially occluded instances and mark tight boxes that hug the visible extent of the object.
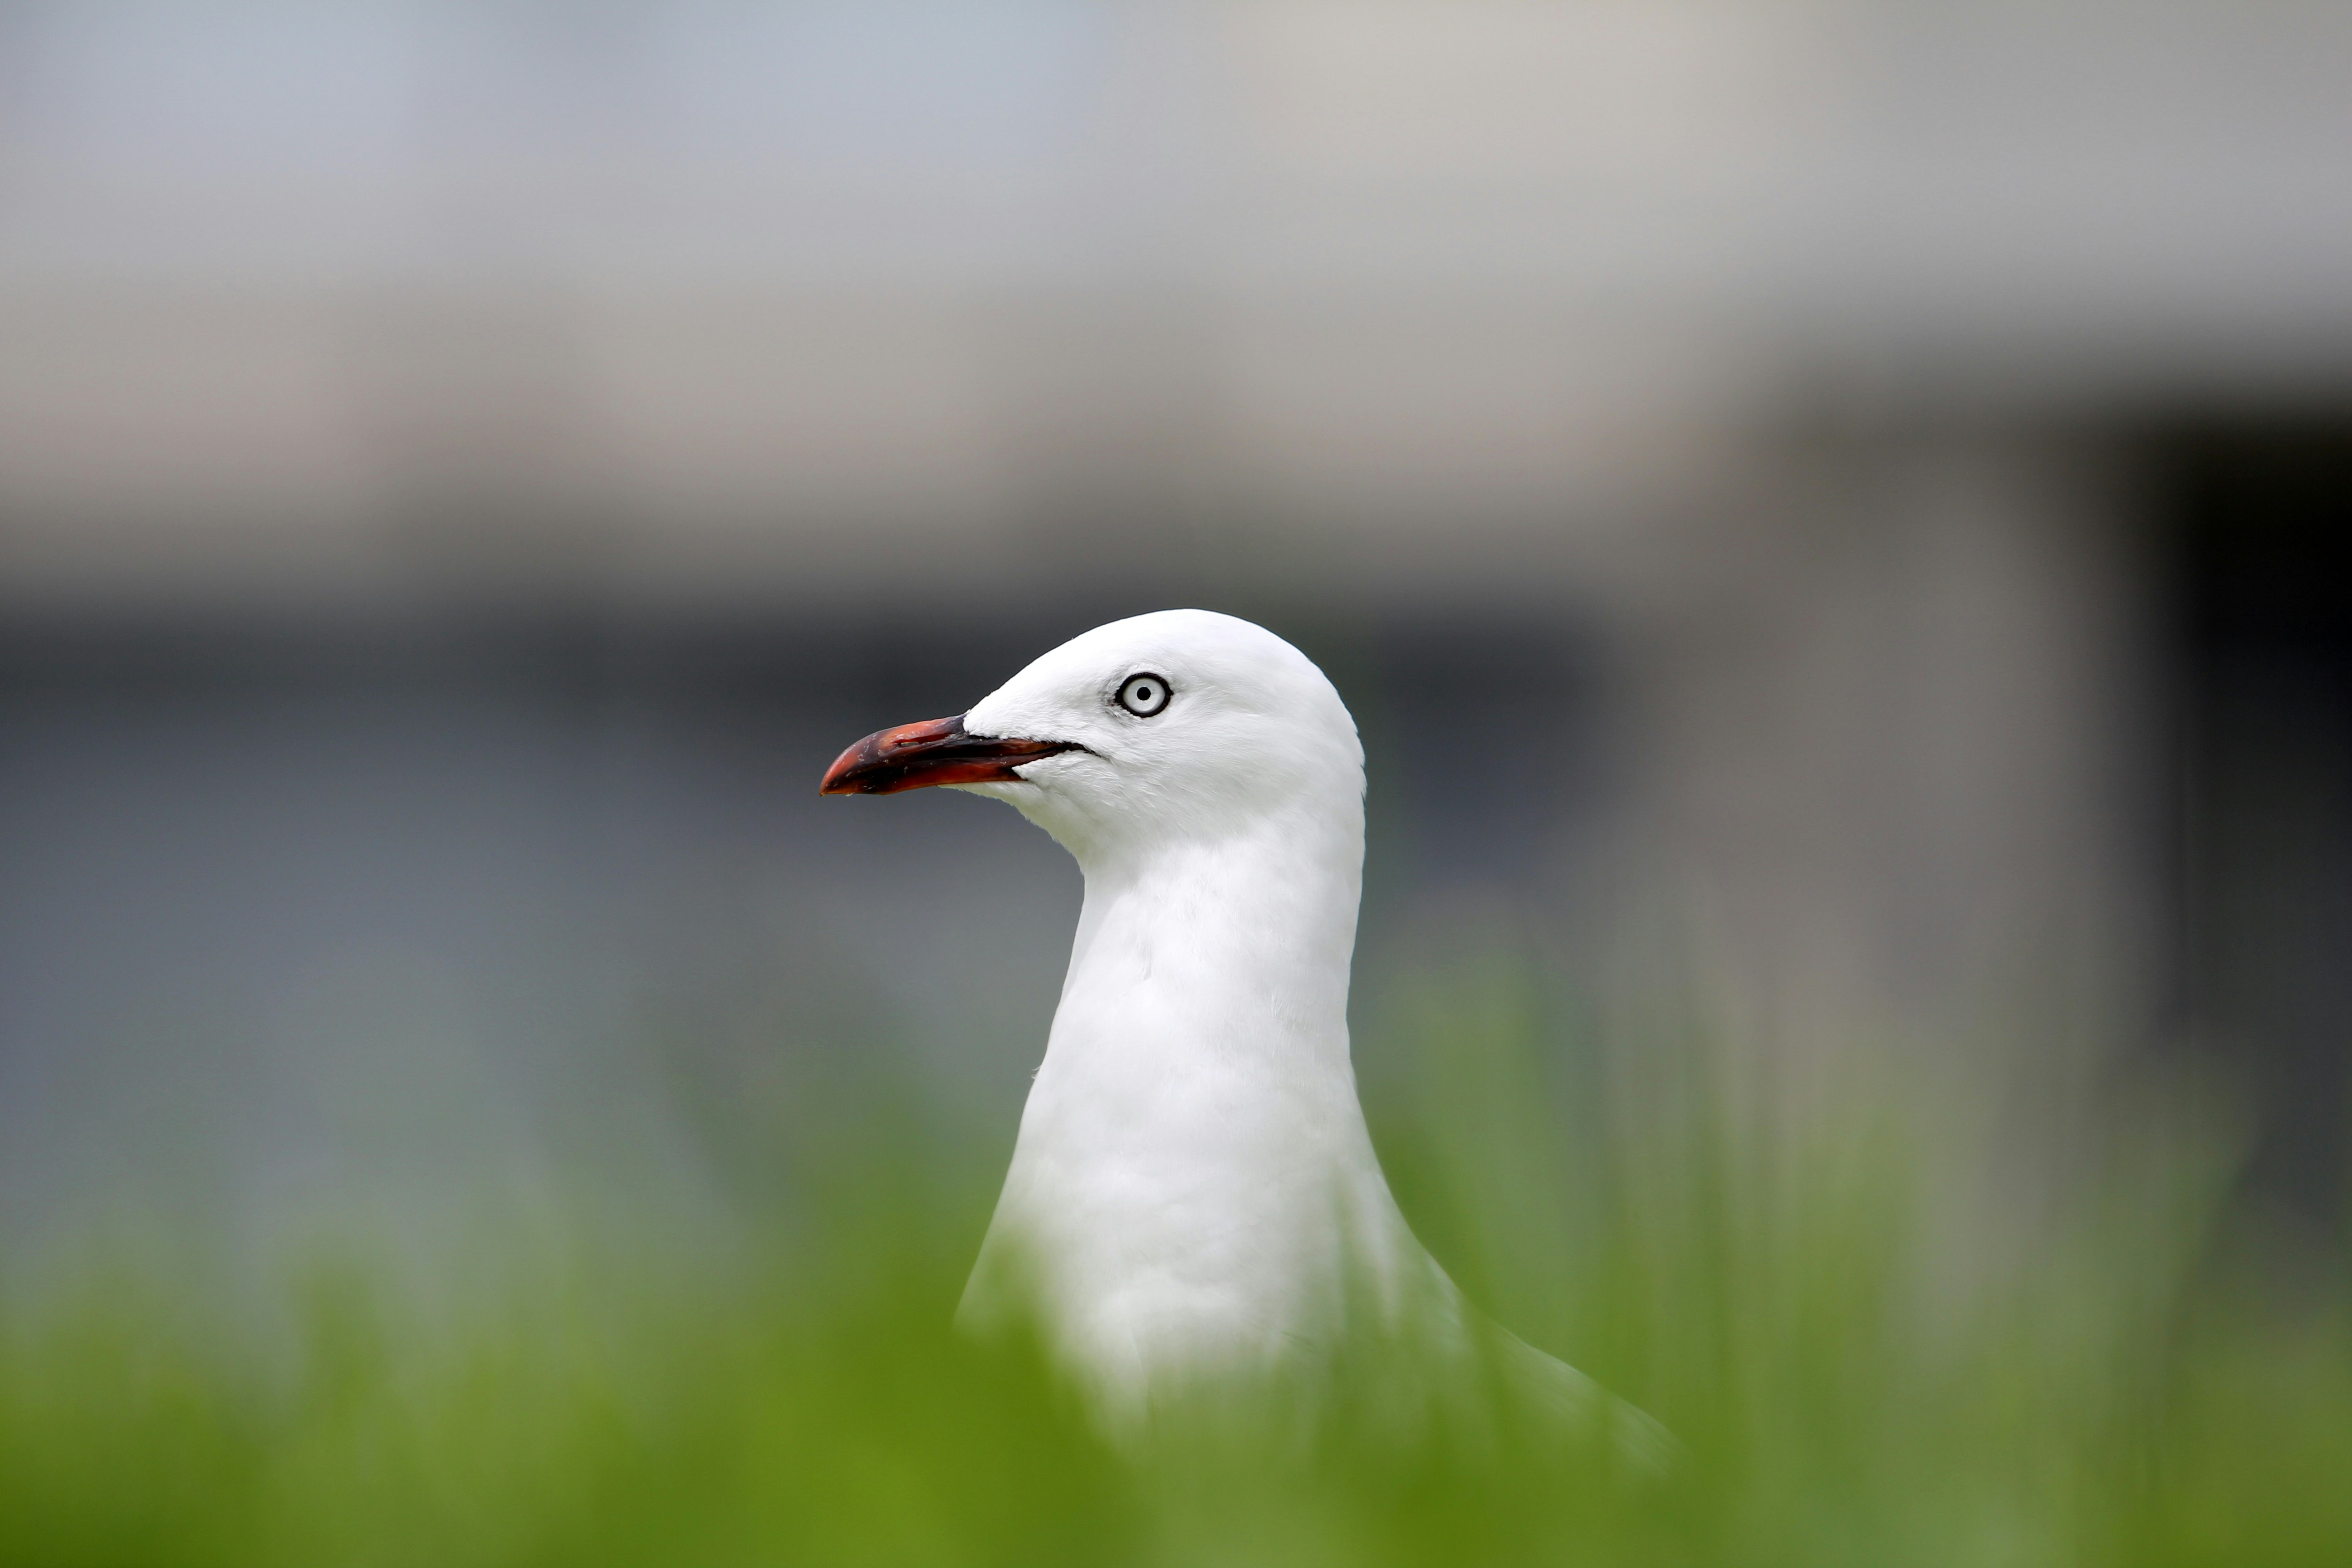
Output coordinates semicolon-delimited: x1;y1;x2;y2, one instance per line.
822;609;1662;1452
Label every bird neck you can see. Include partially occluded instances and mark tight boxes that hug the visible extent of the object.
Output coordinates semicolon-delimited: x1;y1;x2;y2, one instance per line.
970;796;1414;1393
1059;804;1365;1076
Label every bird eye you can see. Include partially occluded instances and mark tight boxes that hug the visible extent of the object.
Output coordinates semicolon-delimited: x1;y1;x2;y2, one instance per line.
1115;673;1171;717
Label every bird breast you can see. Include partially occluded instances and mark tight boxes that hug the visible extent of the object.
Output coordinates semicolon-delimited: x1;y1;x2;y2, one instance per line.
967;826;1404;1394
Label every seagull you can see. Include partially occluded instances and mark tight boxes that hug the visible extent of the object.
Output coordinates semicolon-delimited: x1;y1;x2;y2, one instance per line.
821;609;1664;1453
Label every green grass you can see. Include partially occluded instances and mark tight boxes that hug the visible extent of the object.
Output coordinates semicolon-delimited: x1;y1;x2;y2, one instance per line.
3;965;2347;1567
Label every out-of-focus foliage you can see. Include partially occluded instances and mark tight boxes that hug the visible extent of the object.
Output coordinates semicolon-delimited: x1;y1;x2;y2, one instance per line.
3;965;2347;1567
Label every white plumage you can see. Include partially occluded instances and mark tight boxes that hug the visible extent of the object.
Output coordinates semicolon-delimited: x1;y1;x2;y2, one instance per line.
823;610;1660;1451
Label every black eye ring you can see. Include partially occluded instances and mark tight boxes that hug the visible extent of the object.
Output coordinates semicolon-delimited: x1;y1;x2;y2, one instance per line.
1115;672;1171;718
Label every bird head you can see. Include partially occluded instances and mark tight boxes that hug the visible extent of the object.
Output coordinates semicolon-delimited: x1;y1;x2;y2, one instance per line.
819;609;1364;862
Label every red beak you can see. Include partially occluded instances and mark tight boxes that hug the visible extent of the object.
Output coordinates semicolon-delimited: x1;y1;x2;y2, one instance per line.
819;714;1080;796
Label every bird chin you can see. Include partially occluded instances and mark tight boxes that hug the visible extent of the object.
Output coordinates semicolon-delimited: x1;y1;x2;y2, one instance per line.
949;774;1100;854
946;778;1039;804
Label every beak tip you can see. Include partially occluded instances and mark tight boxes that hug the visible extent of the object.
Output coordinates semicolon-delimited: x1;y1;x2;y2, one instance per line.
818;737;884;796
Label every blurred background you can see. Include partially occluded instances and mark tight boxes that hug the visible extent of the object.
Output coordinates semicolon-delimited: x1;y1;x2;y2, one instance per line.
1;0;2348;1279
